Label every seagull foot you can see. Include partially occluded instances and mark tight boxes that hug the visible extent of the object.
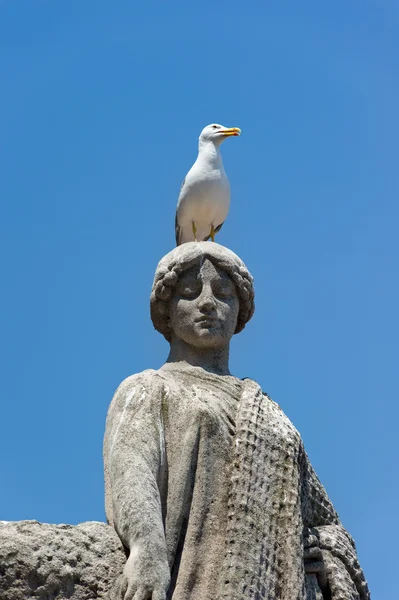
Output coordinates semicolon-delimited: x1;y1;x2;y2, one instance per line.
210;225;215;242
192;221;198;242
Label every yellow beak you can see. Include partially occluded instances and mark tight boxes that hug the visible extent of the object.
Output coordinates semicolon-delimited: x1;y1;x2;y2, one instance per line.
220;127;241;137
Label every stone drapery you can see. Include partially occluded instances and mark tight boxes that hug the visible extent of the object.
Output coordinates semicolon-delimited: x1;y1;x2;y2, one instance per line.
104;367;369;600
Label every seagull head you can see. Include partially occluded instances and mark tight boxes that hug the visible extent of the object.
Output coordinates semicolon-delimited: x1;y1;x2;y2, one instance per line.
199;123;241;146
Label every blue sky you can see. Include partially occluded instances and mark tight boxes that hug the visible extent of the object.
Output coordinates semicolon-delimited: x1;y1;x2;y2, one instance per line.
1;2;398;597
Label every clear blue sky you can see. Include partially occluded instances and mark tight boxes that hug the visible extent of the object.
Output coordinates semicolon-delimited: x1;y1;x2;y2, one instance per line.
1;2;397;598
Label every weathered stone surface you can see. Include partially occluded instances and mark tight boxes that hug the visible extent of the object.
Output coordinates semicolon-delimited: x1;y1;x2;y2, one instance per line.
104;243;370;600
0;520;125;600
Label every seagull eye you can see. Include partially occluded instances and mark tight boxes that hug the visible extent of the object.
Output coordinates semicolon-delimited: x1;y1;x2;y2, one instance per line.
212;125;218;129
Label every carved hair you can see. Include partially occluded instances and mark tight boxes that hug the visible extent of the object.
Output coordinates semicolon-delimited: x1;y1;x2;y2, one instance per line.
150;242;255;342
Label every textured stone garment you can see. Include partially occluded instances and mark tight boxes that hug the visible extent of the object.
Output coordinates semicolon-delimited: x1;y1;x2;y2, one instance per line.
104;369;370;600
104;366;242;599
218;378;370;600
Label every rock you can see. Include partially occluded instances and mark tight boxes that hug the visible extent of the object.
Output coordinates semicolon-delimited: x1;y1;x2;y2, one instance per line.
0;520;126;600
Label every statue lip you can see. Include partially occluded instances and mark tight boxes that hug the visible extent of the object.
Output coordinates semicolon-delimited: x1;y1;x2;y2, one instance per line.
195;315;217;326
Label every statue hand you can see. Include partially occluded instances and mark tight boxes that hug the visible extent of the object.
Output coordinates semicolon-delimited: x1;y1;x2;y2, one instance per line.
118;545;170;600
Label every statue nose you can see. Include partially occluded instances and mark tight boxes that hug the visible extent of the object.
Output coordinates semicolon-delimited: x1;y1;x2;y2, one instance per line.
198;289;216;310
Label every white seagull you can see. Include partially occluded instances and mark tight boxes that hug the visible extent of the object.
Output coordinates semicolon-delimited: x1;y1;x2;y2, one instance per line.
175;123;241;246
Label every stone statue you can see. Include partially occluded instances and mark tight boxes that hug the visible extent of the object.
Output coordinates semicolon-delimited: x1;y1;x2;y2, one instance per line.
104;242;370;600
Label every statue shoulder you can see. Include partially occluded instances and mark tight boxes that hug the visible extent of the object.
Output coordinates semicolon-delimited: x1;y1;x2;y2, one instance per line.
107;369;162;416
113;368;157;393
241;377;300;436
262;390;281;411
261;388;303;444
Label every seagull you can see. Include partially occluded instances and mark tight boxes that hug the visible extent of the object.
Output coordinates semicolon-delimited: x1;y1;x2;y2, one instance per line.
175;123;241;246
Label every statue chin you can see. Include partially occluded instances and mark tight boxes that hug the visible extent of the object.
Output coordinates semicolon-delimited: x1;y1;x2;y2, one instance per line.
171;324;234;350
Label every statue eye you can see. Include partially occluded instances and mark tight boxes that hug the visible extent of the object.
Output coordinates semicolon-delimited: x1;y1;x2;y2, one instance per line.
213;283;234;299
179;283;201;298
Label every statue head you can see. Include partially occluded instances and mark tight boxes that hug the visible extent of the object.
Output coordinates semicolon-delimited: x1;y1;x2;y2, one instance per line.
150;242;255;346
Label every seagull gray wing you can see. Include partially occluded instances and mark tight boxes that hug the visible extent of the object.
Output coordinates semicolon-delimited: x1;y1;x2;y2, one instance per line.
175;211;182;246
175;178;186;246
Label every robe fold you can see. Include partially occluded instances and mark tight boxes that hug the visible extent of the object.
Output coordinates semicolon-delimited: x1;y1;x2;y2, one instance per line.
104;367;369;600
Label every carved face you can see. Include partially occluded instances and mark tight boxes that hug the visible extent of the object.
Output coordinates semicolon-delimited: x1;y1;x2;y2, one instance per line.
169;259;240;349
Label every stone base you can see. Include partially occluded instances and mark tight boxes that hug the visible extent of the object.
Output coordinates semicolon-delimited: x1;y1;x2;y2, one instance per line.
0;520;126;600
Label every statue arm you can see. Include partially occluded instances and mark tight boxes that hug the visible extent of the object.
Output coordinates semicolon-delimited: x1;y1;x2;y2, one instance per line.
300;445;370;600
104;372;170;599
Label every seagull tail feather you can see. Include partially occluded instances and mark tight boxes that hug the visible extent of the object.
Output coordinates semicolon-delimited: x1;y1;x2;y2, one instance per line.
175;214;182;246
